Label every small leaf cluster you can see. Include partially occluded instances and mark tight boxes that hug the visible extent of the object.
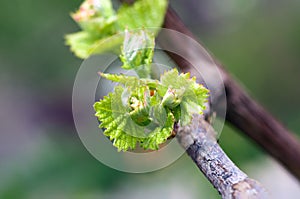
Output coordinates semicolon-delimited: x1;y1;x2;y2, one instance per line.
94;68;209;151
94;84;175;151
94;30;209;151
67;1;209;151
65;0;168;58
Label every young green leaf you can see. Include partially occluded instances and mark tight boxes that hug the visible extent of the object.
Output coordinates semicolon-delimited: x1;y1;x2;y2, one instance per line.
140;110;174;150
71;0;117;36
158;69;209;125
120;30;155;78
94;84;175;151
94;86;141;151
101;68;209;126
65;31;97;59
99;69;209;123
96;68;209;151
99;72;160;89
65;0;119;58
99;72;139;86
66;0;168;59
118;0;168;31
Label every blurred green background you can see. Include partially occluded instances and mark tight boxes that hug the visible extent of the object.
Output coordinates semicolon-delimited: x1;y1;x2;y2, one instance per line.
1;0;300;198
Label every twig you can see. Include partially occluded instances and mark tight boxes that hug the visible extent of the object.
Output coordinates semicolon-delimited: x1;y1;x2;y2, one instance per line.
162;6;300;180
176;114;268;199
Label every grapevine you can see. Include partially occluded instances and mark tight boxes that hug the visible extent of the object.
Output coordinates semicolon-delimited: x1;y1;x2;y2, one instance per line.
67;0;209;151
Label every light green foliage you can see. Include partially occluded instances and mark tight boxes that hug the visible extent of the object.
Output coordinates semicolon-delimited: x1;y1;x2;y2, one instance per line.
120;30;155;78
140;110;174;149
95;68;209;151
67;0;209;151
159;69;209;125
65;32;97;59
71;0;117;36
94;86;140;151
117;0;168;31
99;69;209;122
94;84;175;151
65;0;168;59
65;0;118;58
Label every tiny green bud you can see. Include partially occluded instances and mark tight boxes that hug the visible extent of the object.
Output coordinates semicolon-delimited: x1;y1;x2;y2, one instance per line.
161;87;185;109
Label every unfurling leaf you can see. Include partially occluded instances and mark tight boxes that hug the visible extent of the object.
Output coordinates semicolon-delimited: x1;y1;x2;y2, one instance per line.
118;0;168;31
68;0;210;152
95;68;209;151
94;87;140;151
158;69;209;125
65;0;168;59
120;30;154;78
94;84;174;151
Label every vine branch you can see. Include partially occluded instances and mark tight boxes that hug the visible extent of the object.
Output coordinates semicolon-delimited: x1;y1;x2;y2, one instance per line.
162;6;300;180
117;0;269;197
175;114;268;199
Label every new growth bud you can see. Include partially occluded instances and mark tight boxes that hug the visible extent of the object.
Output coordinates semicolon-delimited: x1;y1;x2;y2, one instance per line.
161;87;185;109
